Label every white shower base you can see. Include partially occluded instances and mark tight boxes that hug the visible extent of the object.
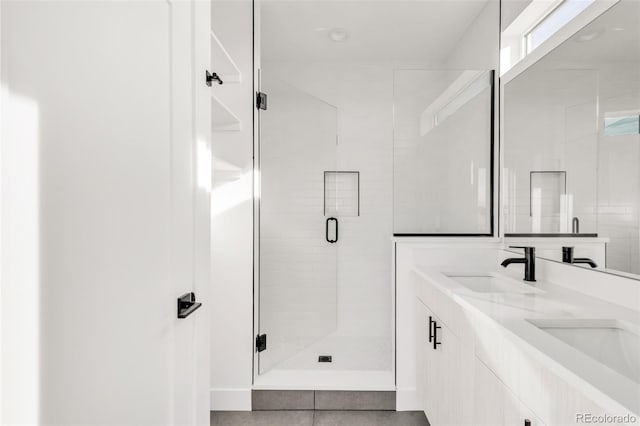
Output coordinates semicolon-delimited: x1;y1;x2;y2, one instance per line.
253;334;394;390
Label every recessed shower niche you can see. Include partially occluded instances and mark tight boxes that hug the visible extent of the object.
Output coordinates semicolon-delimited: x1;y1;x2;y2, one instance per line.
324;171;360;217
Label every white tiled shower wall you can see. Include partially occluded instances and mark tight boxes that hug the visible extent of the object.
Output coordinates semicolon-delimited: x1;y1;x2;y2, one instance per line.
260;60;396;350
259;76;340;372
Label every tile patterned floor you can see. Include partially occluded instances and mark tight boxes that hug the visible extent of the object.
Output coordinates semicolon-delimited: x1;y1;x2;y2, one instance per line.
210;410;429;426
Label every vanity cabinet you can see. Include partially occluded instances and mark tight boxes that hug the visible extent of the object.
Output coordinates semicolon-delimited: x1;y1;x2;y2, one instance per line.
416;297;543;426
412;268;624;426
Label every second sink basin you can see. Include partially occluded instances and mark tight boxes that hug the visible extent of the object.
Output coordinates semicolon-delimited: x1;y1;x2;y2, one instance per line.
444;272;543;295
528;318;640;384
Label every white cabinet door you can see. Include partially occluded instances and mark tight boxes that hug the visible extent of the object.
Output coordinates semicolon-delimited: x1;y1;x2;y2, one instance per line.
416;299;475;426
474;356;546;426
416;300;441;424
416;300;475;426
474;356;506;425
431;313;475;426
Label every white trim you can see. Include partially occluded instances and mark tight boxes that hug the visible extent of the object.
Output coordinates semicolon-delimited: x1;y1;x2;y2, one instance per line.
209;388;252;411
395;388;422;412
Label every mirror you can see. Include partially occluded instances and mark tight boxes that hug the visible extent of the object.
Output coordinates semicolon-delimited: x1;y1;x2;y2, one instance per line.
502;0;640;277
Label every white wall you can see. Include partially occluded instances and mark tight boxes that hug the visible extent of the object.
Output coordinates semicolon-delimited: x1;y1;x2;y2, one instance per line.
210;0;255;411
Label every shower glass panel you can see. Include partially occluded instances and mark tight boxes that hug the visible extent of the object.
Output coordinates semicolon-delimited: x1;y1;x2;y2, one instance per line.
258;73;338;375
393;69;494;235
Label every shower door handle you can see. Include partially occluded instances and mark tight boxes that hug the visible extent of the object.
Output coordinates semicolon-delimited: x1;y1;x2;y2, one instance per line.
326;217;338;243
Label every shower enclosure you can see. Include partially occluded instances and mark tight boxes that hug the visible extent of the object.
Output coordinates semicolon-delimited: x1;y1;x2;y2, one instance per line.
252;0;499;390
253;73;394;389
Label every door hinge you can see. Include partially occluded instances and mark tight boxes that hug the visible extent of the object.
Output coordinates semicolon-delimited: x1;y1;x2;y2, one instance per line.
256;333;267;352
256;92;268;110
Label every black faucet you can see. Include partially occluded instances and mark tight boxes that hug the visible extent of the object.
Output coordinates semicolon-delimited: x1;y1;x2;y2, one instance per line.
501;246;536;282
562;246;598;268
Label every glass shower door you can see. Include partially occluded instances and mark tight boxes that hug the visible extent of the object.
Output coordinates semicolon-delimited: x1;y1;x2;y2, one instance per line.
257;73;338;375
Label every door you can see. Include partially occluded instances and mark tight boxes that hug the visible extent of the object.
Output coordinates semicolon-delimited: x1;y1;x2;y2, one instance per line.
0;1;210;424
256;72;339;375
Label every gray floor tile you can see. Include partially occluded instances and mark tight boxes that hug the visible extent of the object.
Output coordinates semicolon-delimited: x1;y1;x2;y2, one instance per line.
314;391;395;411
253;390;315;410
312;411;429;426
211;411;314;426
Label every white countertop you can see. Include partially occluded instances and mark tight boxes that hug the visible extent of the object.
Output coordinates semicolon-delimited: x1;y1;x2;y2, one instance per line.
413;265;640;416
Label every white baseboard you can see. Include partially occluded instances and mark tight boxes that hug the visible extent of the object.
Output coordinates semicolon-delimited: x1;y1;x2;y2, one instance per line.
396;387;421;411
210;388;251;411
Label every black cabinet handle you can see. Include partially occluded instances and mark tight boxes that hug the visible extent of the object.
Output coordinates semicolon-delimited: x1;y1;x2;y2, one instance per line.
326;217;338;243
177;292;202;319
432;319;441;350
428;316;434;342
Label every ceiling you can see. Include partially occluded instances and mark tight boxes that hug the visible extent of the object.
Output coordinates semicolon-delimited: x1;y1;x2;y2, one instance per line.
261;0;489;63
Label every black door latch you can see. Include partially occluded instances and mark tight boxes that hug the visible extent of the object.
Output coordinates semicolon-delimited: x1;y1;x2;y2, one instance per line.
177;292;202;319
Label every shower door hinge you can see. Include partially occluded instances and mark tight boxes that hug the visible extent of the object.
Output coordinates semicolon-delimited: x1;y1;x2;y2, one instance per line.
256;92;268;110
256;333;267;352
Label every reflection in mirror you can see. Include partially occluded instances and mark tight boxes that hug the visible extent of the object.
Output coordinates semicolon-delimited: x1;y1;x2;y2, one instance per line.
503;0;640;276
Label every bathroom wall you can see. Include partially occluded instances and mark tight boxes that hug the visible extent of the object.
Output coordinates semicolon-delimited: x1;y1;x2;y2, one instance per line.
210;0;255;411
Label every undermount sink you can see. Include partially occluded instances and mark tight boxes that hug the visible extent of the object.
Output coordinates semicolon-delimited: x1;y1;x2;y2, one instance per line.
444;272;543;295
528;318;640;384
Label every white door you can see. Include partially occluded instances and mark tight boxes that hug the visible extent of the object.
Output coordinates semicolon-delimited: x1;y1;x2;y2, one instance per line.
0;1;210;424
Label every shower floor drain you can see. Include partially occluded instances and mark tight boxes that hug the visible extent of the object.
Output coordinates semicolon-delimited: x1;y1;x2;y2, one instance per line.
318;355;332;363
